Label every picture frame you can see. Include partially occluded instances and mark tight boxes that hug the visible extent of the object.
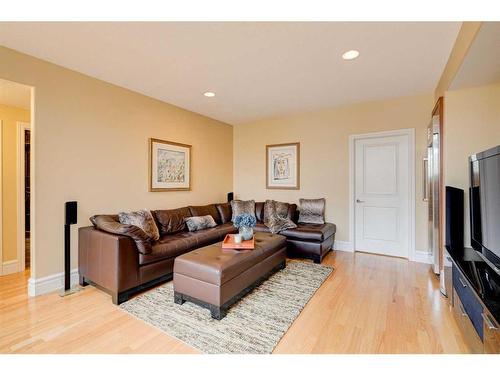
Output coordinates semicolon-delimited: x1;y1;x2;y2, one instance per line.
266;142;300;190
149;138;191;191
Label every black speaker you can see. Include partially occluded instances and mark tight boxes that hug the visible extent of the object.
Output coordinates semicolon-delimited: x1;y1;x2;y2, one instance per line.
445;186;464;250
64;201;77;292
65;201;77;225
227;192;234;202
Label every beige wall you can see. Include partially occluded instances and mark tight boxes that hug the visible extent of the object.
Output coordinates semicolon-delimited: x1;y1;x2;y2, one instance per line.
0;104;30;262
444;82;500;246
234;94;434;251
0;46;233;278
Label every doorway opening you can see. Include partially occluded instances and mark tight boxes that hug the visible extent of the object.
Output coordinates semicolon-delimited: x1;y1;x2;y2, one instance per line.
0;78;33;280
18;122;31;271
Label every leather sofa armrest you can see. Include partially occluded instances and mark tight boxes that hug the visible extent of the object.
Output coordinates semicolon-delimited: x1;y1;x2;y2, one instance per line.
90;214;152;254
78;226;139;296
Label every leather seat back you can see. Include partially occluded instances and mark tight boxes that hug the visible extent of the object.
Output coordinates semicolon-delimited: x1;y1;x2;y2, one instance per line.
152;207;192;235
188;204;222;224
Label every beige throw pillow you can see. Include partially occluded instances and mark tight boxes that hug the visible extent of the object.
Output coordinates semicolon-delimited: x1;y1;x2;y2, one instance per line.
298;198;326;224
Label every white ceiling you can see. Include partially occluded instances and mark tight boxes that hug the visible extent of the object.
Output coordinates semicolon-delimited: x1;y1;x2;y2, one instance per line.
0;78;31;109
0;22;461;124
450;22;500;90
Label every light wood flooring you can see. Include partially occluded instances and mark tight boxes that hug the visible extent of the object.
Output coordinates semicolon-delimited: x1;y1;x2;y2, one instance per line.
0;251;468;353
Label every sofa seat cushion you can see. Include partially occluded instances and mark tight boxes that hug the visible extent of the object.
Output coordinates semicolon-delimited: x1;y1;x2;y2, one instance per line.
253;223;270;233
139;223;237;265
194;223;238;247
280;222;336;242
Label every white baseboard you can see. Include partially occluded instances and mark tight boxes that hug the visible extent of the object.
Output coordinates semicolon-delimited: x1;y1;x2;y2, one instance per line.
333;242;433;264
411;250;433;264
333;240;354;252
2;260;20;275
28;268;79;297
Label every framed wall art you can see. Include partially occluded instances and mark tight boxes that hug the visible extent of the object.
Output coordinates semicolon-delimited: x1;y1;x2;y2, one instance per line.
266;142;300;190
149;138;191;191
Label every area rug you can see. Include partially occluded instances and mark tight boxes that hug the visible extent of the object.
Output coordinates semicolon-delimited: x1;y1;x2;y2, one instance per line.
120;260;333;354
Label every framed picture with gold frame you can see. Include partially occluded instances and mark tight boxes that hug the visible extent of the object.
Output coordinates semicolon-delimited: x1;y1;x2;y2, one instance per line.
149;138;191;191
266;142;300;190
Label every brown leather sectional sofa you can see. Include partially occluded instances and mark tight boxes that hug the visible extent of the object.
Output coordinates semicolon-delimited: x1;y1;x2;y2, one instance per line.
78;201;336;304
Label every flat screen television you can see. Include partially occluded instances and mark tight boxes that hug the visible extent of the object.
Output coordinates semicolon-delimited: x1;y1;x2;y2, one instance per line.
470;145;500;273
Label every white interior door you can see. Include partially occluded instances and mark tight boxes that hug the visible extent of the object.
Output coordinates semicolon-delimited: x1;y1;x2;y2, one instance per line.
354;133;410;258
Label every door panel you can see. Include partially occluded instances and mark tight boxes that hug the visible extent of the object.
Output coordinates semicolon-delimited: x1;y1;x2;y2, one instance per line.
364;144;398;194
363;206;399;241
355;134;410;258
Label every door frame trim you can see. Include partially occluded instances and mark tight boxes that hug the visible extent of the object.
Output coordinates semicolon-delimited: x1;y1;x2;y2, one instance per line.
349;128;416;260
0;120;3;275
17;121;31;273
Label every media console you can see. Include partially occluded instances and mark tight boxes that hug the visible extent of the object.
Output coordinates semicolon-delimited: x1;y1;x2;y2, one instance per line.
447;246;500;353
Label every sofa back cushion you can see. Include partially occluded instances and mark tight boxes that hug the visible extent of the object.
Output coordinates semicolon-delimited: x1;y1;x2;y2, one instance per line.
152;207;192;235
288;204;298;223
216;202;232;224
255;202;265;222
188;204;221;224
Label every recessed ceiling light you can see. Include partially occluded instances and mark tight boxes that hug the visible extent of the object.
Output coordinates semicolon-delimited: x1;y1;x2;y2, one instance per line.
203;91;216;97
342;50;360;60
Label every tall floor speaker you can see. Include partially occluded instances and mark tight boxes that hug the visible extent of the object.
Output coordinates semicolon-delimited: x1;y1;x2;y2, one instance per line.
445;186;464;250
60;201;81;296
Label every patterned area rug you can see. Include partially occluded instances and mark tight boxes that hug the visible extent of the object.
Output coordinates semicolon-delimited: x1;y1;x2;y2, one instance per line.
120;260;333;354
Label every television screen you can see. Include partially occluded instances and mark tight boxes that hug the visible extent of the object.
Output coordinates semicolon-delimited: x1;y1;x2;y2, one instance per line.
470;146;500;271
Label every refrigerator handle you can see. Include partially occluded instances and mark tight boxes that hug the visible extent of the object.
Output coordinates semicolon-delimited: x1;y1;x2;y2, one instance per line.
423;157;429;202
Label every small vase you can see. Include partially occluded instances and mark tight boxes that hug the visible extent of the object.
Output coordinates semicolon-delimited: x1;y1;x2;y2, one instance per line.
239;226;254;241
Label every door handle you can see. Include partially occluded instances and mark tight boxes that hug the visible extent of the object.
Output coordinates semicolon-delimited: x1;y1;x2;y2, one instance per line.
458;277;467;288
423;157;429;202
458;303;468;317
356;199;365;203
482;313;498;330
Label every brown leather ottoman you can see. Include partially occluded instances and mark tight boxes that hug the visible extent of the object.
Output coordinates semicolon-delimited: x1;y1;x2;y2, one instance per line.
173;232;286;319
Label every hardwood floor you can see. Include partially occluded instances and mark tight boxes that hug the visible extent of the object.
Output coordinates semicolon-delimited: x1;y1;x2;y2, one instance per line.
0;251;468;353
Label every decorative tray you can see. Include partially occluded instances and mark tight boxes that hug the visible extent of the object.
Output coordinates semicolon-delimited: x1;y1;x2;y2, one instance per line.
222;234;255;250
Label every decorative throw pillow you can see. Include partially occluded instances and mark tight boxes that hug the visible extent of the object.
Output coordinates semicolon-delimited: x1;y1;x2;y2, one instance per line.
230;200;256;222
185;215;217;232
298;198;326;224
263;200;289;224
118;209;160;241
264;200;297;234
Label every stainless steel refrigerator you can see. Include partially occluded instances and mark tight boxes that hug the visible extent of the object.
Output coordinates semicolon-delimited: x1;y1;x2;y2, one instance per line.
426;113;446;295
